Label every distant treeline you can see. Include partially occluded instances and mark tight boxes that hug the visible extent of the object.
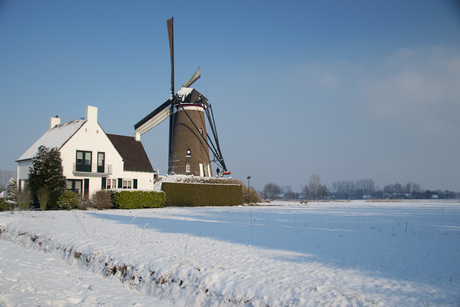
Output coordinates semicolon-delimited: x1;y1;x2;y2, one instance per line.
260;175;459;201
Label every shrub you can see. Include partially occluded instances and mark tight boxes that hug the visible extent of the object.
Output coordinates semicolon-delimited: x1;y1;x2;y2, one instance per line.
37;187;50;211
0;198;10;211
77;197;91;210
112;191;166;209
57;190;79;210
231;179;263;204
17;188;31;211
92;190;113;210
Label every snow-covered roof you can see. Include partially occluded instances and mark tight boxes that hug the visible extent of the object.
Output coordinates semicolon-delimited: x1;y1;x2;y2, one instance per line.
177;87;194;101
17;119;85;161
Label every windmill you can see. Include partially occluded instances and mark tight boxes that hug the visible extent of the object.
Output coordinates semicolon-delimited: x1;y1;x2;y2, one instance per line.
134;17;228;177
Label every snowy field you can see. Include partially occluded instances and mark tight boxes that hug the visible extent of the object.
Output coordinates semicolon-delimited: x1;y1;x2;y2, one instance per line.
0;200;459;306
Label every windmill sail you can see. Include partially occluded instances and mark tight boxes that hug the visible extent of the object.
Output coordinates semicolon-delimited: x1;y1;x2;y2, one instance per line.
134;100;172;136
134;17;228;176
183;67;201;88
167;17;175;97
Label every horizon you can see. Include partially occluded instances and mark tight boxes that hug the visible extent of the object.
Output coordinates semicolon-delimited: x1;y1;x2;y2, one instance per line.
1;0;459;192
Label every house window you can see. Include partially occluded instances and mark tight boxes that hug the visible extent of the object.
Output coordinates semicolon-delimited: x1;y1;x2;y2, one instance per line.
186;148;191;157
121;179;133;189
97;152;105;173
105;178;117;189
67;179;82;194
107;179;116;189
186;164;191;173
76;151;92;172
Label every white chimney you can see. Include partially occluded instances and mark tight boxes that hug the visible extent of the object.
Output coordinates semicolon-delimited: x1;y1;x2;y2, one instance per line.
50;116;61;129
85;105;98;123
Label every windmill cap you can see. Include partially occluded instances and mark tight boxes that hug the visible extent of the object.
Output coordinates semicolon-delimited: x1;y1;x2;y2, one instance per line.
177;87;207;103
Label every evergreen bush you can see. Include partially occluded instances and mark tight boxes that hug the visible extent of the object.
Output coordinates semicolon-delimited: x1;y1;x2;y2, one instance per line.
28;147;66;209
0;198;10;211
6;178;18;203
57;190;79;210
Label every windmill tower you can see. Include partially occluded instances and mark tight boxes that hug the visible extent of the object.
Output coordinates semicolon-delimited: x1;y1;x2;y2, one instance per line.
134;18;227;177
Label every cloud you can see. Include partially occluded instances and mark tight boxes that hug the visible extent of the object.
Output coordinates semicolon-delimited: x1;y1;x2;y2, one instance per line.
359;46;460;137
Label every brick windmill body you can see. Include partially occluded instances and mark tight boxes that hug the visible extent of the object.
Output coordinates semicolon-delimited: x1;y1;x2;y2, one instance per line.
134;18;227;177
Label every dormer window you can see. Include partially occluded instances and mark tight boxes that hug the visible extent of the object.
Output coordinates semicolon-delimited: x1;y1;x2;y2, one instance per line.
186;149;191;157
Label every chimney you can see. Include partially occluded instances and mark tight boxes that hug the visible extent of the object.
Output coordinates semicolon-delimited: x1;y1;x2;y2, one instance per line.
50;115;60;129
85;105;98;123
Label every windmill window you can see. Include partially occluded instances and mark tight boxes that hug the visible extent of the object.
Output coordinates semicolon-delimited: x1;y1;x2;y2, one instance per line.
199;128;203;134
186;149;191;157
186;164;191;173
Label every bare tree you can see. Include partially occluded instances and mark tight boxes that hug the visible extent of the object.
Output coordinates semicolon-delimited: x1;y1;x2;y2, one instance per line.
308;174;321;200
262;182;282;200
318;184;329;199
0;170;16;192
302;185;310;199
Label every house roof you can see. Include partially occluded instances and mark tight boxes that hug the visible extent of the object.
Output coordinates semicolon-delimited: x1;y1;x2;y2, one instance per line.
17;119;85;162
106;134;154;172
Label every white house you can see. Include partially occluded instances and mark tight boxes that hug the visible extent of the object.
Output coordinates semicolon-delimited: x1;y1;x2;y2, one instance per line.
16;106;156;198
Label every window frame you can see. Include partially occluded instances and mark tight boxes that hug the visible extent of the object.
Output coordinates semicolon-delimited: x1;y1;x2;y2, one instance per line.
76;150;92;172
97;152;105;173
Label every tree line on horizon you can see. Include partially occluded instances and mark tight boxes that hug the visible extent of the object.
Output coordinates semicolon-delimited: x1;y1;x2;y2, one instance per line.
259;174;460;201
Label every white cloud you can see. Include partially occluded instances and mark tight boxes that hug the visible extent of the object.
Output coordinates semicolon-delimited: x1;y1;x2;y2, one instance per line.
360;46;460;137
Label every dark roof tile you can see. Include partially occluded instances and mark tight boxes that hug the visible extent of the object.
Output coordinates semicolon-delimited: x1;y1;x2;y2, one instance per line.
106;134;154;172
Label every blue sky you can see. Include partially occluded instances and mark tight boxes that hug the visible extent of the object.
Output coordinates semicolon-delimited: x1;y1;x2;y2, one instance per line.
1;0;459;192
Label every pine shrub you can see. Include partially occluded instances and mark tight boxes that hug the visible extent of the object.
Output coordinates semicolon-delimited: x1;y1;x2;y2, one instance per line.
6;178;18;203
28;147;66;209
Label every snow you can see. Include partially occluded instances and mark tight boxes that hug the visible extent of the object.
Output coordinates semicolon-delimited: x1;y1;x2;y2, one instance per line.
177;87;194;101
17;119;85;161
1;200;459;306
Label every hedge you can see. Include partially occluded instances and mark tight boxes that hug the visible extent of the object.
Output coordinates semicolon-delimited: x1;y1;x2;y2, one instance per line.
111;191;166;209
161;182;243;207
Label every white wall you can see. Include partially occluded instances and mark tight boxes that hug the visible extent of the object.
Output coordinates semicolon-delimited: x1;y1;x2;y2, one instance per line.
17;106;155;197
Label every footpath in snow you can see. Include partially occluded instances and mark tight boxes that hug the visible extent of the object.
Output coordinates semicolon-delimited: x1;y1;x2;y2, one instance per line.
0;200;459;306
